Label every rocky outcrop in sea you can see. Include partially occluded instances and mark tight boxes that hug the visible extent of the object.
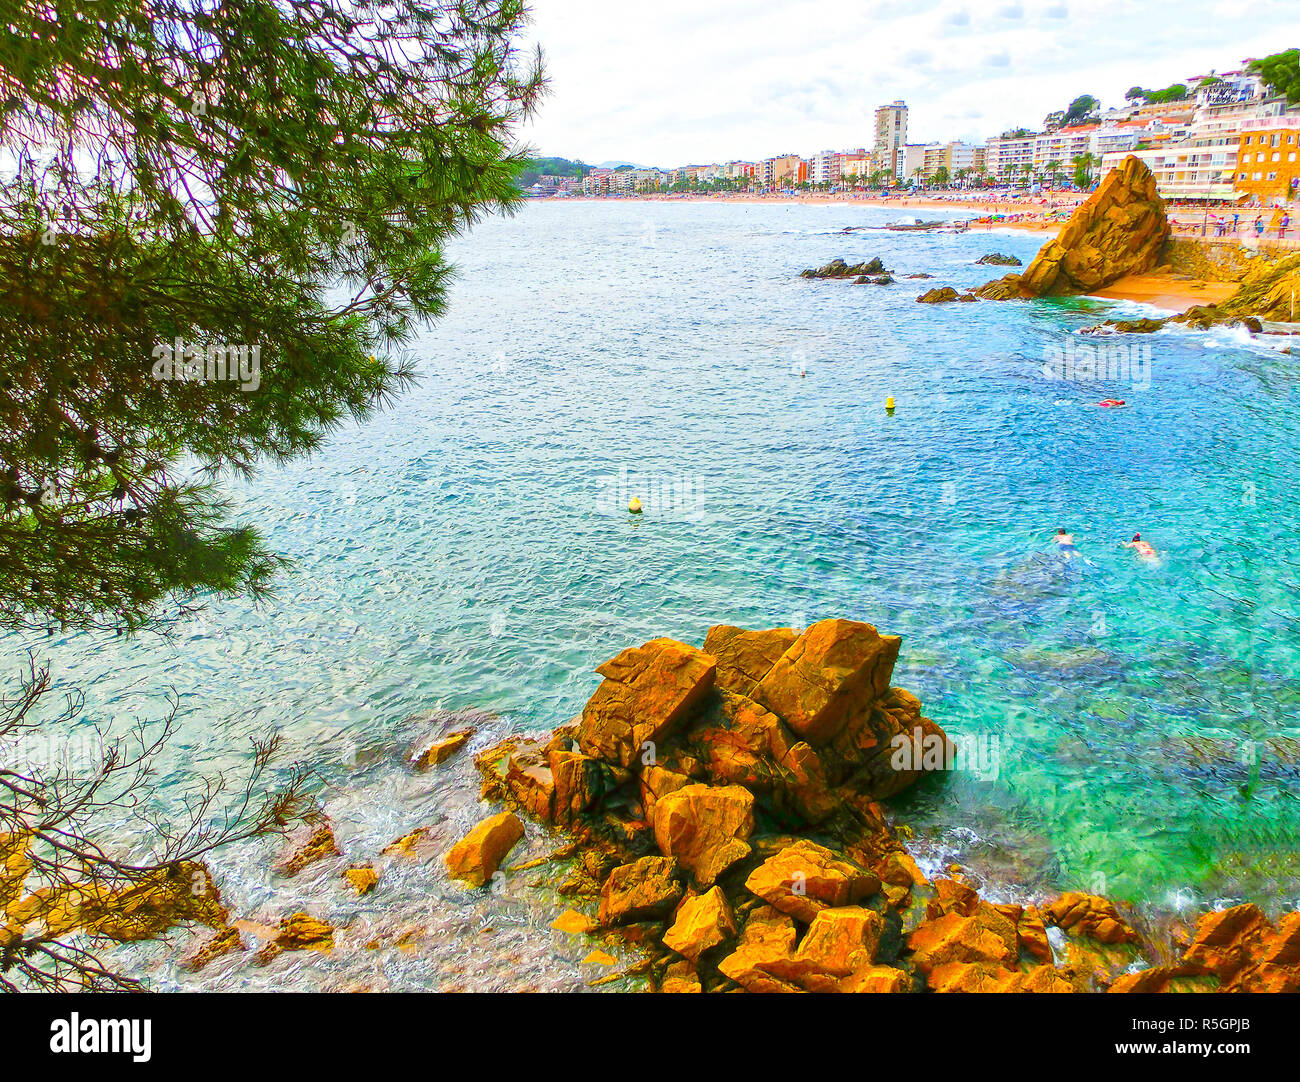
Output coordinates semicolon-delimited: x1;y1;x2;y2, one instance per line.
975;155;1169;299
800;257;888;280
434;618;1300;993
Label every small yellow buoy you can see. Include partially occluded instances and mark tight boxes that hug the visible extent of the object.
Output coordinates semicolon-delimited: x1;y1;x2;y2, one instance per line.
886;396;896;414
628;497;643;514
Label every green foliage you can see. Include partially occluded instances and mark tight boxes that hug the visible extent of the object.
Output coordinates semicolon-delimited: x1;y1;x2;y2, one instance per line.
1144;83;1189;104
1072;152;1097;189
1249;49;1300;104
0;0;543;635
516;156;590;188
1063;94;1099;124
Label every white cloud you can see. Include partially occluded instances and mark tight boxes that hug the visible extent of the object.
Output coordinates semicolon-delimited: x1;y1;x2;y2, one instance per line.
517;0;1300;165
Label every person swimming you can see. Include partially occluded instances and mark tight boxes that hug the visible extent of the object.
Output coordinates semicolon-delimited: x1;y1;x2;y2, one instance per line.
1124;532;1157;559
1053;527;1079;560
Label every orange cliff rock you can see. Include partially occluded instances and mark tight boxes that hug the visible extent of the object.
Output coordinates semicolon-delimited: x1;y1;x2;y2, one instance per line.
975;155;1169;299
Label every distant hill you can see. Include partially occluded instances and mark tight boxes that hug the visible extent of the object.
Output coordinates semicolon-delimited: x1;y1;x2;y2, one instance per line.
516;156;591;188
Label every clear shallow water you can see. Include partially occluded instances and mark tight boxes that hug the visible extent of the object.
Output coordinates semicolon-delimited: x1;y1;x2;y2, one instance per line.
8;199;1300;987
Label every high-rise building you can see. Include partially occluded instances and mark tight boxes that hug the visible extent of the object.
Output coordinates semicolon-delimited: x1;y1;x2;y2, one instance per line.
874;101;909;179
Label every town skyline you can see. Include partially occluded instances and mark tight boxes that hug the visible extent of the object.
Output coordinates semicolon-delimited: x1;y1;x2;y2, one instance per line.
519;0;1300;166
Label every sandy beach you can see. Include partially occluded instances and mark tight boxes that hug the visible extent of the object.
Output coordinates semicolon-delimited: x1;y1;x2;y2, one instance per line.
565;190;1083;232
1092;271;1237;312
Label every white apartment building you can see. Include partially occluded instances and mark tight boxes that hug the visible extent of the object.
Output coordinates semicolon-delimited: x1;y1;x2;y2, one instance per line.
986;133;1037;181
875;101;909;178
841;154;875;181
810;149;842;185
1033;126;1096;173
901;143;936;181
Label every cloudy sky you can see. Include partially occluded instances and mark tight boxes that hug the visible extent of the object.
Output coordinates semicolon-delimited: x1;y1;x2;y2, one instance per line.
517;0;1300;167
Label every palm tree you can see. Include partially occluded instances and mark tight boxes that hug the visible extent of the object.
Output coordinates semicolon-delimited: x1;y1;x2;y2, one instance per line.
1072;152;1098;189
1045;159;1062;192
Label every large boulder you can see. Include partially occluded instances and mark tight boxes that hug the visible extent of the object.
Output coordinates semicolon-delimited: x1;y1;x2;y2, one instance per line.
662;885;737;961
744;840;880;922
598;856;684;925
576;639;716;767
674;688;796;791
717;905;802;992
1043;892;1140;945
916;286;961;303
652;783;755;886
907;902;1020;976
976;155;1169;298
702;625;795;697
800;257;886;279
1206;250;1300;323
751;619;901;745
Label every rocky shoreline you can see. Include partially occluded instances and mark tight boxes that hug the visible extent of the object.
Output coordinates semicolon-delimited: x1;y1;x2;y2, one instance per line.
77;617;1296;993
411;619;1299;993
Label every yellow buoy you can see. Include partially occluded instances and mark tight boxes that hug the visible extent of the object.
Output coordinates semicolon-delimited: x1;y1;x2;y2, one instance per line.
628;497;643;514
886;396;896;413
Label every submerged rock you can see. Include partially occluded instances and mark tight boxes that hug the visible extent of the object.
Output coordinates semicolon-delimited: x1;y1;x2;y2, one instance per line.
343;864;379;895
976;252;1022;266
276;822;341;877
253;912;334;965
917;286;962;303
412;727;475;770
976;155;1169;298
1079;317;1167;335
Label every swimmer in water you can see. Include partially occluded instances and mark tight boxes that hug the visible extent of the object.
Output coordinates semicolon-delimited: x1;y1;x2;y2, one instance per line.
1053;527;1079;560
1124;532;1157;560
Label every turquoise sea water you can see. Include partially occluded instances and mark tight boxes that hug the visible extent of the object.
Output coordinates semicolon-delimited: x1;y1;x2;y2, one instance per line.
8;200;1300;984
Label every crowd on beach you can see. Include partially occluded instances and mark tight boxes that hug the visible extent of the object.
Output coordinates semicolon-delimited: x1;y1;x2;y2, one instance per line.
1166;203;1297;246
